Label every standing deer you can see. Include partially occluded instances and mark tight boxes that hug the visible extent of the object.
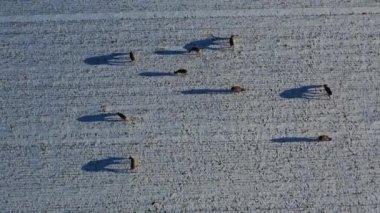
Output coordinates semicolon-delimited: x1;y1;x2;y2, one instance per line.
116;112;127;121
188;47;201;55
318;135;332;141
174;69;187;75
231;85;245;93
323;84;332;96
129;156;137;171
229;35;237;47
130;51;136;62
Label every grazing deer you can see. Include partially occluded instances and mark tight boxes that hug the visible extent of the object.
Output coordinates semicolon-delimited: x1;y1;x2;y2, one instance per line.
129;156;137;171
318;135;332;141
188;47;201;54
174;69;187;75
116;112;127;121
231;85;245;93
129;51;136;62
323;84;332;96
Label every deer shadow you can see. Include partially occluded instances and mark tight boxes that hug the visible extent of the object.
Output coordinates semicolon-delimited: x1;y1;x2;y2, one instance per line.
82;157;127;173
84;53;129;65
271;137;319;143
280;85;327;99
183;36;229;51
139;72;175;77
181;89;232;95
77;113;123;122
154;50;188;55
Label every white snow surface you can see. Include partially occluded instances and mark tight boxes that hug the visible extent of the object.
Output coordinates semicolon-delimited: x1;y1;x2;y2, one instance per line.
1;1;380;212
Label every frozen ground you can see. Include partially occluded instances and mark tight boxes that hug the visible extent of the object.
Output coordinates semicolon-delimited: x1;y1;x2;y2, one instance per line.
1;1;380;212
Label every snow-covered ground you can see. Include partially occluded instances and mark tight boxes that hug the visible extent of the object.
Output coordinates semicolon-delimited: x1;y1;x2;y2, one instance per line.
1;1;380;211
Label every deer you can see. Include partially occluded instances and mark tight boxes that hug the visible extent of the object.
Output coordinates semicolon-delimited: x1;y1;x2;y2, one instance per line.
229;35;238;47
323;84;332;96
116;112;127;120
129;51;136;62
116;112;136;124
174;69;187;75
231;85;245;93
188;47;201;55
318;135;332;141
129;156;137;171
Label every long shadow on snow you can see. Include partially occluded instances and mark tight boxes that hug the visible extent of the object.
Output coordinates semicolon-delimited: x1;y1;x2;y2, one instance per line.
183;36;229;51
271;137;319;143
82;157;127;173
280;85;326;99
84;53;128;65
181;89;232;95
139;72;175;77
154;50;188;55
77;113;123;122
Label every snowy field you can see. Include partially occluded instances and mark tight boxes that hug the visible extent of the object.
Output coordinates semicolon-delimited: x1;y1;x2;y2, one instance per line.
1;1;380;212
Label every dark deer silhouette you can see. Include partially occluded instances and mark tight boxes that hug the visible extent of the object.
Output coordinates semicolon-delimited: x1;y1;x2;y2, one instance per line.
129;51;136;62
174;69;187;75
231;85;245;93
188;47;201;54
318;135;332;141
129;156;137;171
323;84;332;96
116;112;127;120
229;35;237;47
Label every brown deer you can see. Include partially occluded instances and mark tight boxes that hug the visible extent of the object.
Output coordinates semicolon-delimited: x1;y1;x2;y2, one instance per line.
323;84;332;96
188;47;201;54
174;69;187;75
318;135;332;141
129;156;137;171
116;112;136;124
229;35;237;47
116;112;127;121
129;51;136;62
231;85;245;93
